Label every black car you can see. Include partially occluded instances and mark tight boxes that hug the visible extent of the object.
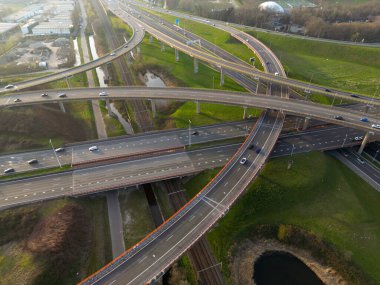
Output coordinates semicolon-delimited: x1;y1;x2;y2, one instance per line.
248;144;255;150
334;115;343;120
325;89;331;92
350;94;359;98
255;147;261;154
192;131;199;136
4;168;15;174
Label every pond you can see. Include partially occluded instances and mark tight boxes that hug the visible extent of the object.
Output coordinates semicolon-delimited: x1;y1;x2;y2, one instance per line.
253;251;324;285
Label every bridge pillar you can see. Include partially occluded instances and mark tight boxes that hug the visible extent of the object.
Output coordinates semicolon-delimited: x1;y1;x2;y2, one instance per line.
243;106;247;119
175;49;179;62
196;100;200;114
255;78;260;94
220;67;224;86
58;102;66;113
194;58;199;73
302;116;310;130
105;99;113;116
126;53;132;64
151;99;157;118
358;131;373;155
161;42;165;52
149;35;153;43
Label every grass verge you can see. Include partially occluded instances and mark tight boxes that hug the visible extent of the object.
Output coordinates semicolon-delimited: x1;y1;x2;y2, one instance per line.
184;152;380;284
248;31;380;97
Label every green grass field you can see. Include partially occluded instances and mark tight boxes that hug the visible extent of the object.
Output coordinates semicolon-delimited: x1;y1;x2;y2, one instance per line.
184;152;380;284
146;10;263;70
136;35;259;128
249;31;380;97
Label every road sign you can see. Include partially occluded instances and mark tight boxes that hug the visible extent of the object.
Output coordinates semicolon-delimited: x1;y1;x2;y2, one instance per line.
175;18;180;25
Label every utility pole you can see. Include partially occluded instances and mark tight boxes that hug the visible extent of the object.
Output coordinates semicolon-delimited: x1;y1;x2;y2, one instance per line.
49;139;62;168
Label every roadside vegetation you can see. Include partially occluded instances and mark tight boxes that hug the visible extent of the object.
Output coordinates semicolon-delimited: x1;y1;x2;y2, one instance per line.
0;197;112;284
145;10;264;70
249;31;380;97
184;152;380;284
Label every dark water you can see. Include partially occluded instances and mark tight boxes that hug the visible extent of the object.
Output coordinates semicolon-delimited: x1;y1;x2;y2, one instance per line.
253;251;325;285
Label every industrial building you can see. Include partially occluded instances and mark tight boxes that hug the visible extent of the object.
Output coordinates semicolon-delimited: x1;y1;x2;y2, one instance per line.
3;4;43;23
31;22;72;36
0;22;20;40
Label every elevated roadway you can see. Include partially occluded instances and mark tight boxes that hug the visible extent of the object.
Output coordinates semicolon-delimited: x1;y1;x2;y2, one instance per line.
0;19;145;94
121;1;379;104
2;87;380;133
0;121;251;174
0;124;372;210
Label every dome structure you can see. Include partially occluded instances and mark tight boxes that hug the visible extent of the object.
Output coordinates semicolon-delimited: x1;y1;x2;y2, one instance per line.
259;1;285;13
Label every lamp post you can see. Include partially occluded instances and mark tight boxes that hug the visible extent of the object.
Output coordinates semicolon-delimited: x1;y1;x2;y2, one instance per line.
188;120;192;147
49;139;62;168
373;149;380;163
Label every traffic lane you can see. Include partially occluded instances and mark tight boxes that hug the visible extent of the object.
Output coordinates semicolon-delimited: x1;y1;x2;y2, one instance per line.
0;121;251;173
72;145;237;195
344;149;380;182
0;172;73;210
6;88;380;132
130;3;380;102
91;112;282;284
0;148;72;174
331;150;380;190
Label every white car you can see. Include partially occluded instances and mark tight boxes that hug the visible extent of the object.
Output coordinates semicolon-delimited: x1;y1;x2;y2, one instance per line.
240;157;247;165
4;84;15;89
354;136;363;141
110;52;116;56
371;124;380;129
99;91;108;96
55;147;65;152
89;146;98;151
274;72;279;76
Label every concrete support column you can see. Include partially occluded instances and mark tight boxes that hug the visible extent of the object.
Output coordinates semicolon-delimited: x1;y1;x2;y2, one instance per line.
196;100;200;114
58;102;66;113
126;53;132;64
220;67;224;86
243;106;247;120
105;99;113;116
358;131;373;155
151;99;157;118
194;58;199;73
175;49;179;62
149;35;153;43
255;78;260;94
161;42;165;52
302;116;310;131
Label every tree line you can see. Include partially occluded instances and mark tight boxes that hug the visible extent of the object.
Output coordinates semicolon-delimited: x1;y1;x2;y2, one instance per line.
164;0;380;42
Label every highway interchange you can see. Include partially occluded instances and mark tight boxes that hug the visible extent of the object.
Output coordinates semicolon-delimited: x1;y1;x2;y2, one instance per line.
0;0;379;284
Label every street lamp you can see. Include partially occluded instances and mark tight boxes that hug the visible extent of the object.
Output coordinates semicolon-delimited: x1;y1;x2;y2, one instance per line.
49;139;62;168
188;120;192;147
373;149;380;163
341;133;348;148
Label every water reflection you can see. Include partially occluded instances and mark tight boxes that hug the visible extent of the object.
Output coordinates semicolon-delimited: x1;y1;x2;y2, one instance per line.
253;251;324;285
88;35;107;87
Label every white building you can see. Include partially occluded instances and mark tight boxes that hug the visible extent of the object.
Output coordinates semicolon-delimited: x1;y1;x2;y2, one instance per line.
32;22;72;36
3;4;43;23
0;22;20;39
